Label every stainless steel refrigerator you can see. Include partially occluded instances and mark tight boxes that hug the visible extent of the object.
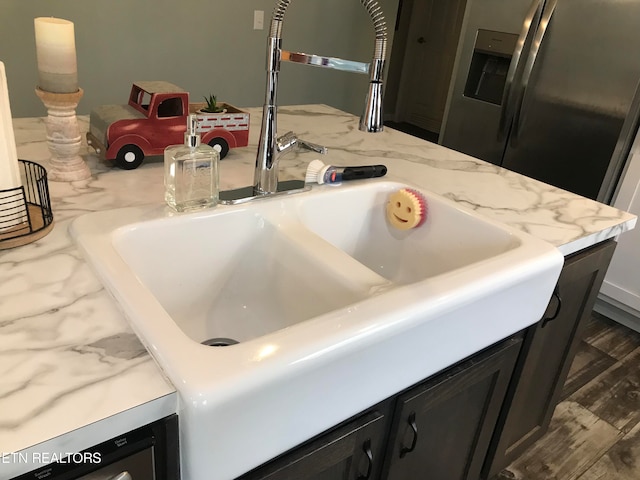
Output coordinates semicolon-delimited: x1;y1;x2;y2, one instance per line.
440;0;640;203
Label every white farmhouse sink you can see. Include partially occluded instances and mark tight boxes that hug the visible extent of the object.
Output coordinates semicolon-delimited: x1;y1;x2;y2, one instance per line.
298;185;520;284
113;209;368;344
71;180;563;480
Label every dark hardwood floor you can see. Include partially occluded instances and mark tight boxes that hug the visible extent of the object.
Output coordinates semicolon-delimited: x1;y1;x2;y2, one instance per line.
497;313;640;480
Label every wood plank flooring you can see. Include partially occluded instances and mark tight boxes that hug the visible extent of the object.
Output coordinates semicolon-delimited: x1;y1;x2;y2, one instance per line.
497;313;640;480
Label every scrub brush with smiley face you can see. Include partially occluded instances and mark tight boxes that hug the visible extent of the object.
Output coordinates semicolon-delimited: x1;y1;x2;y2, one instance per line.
386;188;428;230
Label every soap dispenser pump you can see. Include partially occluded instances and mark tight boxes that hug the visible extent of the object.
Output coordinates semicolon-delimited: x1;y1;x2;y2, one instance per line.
164;114;219;212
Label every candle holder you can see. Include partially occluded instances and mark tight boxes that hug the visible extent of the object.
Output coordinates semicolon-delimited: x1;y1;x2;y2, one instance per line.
0;160;54;250
35;87;91;182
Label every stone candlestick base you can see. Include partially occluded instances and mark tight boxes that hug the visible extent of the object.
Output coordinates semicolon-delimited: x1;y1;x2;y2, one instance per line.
35;87;91;181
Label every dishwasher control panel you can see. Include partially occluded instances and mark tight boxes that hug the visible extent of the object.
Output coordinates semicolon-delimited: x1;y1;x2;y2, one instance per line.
12;415;179;480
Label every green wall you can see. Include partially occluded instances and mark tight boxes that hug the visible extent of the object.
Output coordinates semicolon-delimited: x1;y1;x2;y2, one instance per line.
0;0;398;118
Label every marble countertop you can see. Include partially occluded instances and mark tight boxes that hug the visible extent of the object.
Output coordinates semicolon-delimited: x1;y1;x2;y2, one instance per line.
0;104;635;479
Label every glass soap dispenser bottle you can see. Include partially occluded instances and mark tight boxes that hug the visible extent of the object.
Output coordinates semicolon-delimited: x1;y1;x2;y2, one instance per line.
164;114;219;212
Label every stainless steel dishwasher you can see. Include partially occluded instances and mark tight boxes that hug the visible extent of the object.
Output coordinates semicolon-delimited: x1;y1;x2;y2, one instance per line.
12;415;179;480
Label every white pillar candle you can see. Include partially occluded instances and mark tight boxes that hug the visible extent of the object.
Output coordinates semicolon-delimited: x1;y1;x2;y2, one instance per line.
34;17;78;93
0;61;21;191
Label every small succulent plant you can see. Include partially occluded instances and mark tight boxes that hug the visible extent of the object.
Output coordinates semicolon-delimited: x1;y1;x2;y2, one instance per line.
202;94;225;113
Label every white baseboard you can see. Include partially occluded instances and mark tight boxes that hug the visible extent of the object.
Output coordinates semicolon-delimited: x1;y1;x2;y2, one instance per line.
594;295;640;333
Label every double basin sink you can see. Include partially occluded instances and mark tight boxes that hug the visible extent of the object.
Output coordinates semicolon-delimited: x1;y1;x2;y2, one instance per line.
71;180;563;480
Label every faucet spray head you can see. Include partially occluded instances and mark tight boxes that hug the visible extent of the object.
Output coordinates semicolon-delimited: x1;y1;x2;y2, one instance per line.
360;31;386;133
360;81;384;133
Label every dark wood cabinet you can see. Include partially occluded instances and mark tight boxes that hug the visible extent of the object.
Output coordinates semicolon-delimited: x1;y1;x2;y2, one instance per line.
383;336;522;480
482;240;617;478
237;404;392;480
238;335;522;480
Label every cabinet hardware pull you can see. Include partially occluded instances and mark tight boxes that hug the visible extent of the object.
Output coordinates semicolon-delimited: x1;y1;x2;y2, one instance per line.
542;286;562;328
399;412;418;458
107;473;132;480
357;439;373;480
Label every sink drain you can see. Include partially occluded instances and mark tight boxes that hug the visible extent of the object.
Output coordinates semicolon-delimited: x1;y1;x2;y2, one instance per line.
201;337;239;347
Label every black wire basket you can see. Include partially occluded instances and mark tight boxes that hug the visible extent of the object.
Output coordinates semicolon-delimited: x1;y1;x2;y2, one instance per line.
0;160;54;249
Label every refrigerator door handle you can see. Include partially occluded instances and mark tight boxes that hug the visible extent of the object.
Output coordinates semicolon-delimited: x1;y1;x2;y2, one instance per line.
497;0;546;142
511;0;558;146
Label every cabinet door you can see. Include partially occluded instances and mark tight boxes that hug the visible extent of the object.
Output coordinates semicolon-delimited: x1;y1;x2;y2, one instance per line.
483;240;617;478
383;337;522;480
237;405;390;480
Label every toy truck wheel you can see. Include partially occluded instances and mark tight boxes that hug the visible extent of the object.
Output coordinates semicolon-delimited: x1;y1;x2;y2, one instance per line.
208;137;229;159
115;145;145;170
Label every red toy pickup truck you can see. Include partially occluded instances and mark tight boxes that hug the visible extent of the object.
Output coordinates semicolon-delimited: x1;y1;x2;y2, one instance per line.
87;81;249;169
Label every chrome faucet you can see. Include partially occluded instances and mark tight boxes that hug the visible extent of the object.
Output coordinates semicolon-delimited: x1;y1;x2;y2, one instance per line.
220;0;387;204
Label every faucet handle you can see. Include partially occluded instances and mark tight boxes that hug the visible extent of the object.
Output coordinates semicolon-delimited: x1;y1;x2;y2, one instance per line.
297;138;327;155
277;131;327;155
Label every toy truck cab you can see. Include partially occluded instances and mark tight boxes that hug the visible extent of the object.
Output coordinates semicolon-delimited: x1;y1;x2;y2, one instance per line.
87;81;249;170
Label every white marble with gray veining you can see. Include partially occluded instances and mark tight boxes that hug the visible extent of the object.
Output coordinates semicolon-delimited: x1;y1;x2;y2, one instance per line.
0;105;635;479
1;116;177;480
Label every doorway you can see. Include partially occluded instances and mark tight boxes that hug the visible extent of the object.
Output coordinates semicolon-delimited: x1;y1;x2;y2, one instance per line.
385;0;467;142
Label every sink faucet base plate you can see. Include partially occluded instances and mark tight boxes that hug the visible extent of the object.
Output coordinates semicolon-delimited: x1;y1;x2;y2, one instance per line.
219;180;310;205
